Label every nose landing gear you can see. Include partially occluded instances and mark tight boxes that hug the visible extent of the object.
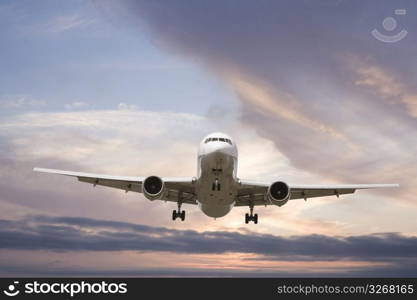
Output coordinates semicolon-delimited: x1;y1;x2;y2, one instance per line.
212;178;221;191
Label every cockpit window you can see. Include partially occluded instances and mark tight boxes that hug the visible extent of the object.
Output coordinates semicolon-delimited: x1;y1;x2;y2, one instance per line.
204;137;232;145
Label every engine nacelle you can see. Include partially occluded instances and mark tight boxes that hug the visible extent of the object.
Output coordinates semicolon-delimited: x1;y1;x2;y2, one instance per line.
143;176;165;200
267;181;290;207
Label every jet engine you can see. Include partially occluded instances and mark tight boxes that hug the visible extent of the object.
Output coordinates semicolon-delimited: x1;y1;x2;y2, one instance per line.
143;176;165;200
267;181;290;206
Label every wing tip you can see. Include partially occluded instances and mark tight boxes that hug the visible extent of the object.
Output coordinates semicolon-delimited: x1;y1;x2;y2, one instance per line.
366;183;400;188
382;183;400;187
33;167;61;174
371;183;400;189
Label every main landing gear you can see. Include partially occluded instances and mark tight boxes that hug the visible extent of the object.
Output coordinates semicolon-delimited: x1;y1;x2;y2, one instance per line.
172;199;185;221
245;201;258;224
172;209;185;221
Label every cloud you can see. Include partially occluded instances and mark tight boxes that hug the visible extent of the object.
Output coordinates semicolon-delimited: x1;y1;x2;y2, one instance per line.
229;74;354;148
0;108;215;227
0;108;299;235
0;105;416;238
0;109;205;165
1;214;417;277
117;102;138;110
64;101;89;110
3;0;417;277
349;56;417;118
0;95;46;109
43;15;95;34
110;0;417;206
1;215;417;259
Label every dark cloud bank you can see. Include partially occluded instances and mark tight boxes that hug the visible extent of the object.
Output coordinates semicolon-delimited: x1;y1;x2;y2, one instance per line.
1;215;417;276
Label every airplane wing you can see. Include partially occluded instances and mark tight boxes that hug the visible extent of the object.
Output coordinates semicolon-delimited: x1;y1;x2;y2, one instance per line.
235;180;399;207
33;168;197;205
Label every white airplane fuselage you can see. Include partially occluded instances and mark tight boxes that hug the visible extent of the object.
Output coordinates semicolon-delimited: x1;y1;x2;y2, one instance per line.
196;132;238;218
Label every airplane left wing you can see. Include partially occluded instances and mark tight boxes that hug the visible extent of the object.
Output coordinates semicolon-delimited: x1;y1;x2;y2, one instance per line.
235;180;399;206
33;168;197;205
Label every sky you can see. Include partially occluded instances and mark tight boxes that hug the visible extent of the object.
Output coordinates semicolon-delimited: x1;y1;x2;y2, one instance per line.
0;0;417;277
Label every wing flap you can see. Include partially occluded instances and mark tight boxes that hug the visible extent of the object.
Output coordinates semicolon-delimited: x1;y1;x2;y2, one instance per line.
290;188;354;200
161;189;197;205
235;193;267;207
78;177;142;193
289;184;399;200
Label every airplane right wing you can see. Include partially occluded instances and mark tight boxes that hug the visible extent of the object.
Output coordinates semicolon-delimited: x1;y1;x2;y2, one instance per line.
235;180;399;207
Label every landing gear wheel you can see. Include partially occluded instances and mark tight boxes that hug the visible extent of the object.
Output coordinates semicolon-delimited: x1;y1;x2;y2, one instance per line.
245;210;258;224
172;209;186;221
173;198;185;221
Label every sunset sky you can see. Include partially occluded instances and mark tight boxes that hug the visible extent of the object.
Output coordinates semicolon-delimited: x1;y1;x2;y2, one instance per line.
1;0;417;276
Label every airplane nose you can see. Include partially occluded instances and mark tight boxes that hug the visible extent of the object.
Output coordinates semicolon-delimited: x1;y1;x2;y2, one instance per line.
201;138;235;157
214;143;230;154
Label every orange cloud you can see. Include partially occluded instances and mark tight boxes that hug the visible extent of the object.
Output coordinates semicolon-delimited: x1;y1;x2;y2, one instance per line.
349;56;417;118
225;71;358;153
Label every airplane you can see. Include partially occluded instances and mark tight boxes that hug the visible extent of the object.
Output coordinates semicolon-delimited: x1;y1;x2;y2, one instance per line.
34;132;399;224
